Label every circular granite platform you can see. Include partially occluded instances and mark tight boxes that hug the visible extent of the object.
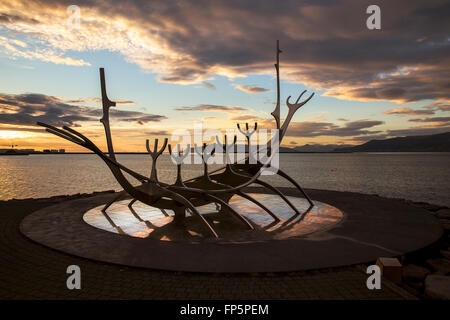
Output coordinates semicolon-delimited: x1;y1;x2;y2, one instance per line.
20;188;443;272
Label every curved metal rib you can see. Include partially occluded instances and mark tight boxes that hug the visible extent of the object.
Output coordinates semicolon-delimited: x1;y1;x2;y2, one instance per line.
276;168;314;208
102;191;126;213
128;198;137;209
214;154;302;217
40;123;149;183
127;201;158;229
203;194;254;230
162;187;219;238
101;210;126;235
237;191;280;222
254;179;301;216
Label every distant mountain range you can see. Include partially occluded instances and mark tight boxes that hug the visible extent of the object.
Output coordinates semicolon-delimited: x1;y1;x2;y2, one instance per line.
24;132;448;155
292;144;353;152
335;132;450;152
191;144;352;153
208;132;450;153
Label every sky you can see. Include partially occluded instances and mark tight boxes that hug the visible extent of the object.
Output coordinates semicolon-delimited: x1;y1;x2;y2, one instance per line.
0;0;449;152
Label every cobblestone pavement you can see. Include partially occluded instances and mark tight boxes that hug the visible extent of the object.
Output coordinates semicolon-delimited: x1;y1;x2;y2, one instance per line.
0;194;415;300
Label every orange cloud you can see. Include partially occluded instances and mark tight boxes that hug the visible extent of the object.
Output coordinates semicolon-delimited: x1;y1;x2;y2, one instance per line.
234;84;270;94
383;107;434;116
174;104;246;113
0;0;448;103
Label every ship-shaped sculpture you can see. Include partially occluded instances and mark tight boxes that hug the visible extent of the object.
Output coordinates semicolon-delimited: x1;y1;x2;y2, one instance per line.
38;41;314;238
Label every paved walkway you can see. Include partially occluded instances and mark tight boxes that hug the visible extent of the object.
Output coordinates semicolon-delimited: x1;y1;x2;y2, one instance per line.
0;194;415;299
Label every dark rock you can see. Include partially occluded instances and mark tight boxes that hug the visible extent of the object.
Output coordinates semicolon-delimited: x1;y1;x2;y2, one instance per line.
436;209;450;219
441;250;450;260
424;275;450;300
403;264;430;283
404;285;422;297
426;258;450;275
440;219;450;231
412;202;443;212
407;281;424;291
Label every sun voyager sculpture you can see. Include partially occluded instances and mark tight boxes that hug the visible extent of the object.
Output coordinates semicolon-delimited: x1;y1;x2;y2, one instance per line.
38;41;315;239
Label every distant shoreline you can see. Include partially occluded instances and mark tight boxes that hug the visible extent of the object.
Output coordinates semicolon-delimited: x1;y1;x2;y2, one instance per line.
5;150;449;155
3;131;449;155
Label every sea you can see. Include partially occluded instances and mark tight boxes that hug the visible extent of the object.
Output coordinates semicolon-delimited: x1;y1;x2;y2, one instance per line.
0;152;449;206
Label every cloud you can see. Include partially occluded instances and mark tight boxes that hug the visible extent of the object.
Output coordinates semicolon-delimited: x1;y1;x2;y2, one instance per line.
0;12;39;24
229;115;274;128
422;102;450;112
174;104;246;113
60;97;136;105
305;115;326;121
284;119;384;137
144;130;170;136
383;107;435;116
230;115;265;121
321;66;450;103
0;36;90;67
350;133;390;142
120;114;167;125
0;125;43;133
386;127;450;137
0;93;166;127
234;84;270;94
1;0;448;102
202;81;216;90
409;117;450;123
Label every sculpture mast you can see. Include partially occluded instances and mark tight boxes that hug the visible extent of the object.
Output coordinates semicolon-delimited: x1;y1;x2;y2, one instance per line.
99;68;117;160
271;40;282;129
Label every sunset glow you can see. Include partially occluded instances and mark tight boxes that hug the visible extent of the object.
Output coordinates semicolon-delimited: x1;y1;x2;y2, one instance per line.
0;0;448;152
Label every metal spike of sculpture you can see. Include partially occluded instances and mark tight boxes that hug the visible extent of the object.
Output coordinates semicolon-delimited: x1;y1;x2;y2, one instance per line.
38;41;315;238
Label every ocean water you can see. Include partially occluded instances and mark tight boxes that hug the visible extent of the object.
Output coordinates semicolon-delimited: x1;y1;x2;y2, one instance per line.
0;153;449;206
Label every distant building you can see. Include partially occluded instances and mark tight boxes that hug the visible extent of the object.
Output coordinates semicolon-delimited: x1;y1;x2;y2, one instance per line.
43;149;61;154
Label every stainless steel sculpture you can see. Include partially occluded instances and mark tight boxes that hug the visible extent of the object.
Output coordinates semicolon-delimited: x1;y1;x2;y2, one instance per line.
38;41;314;238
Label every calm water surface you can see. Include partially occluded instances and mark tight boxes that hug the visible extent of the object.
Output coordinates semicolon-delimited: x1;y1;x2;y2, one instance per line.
0;153;449;206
